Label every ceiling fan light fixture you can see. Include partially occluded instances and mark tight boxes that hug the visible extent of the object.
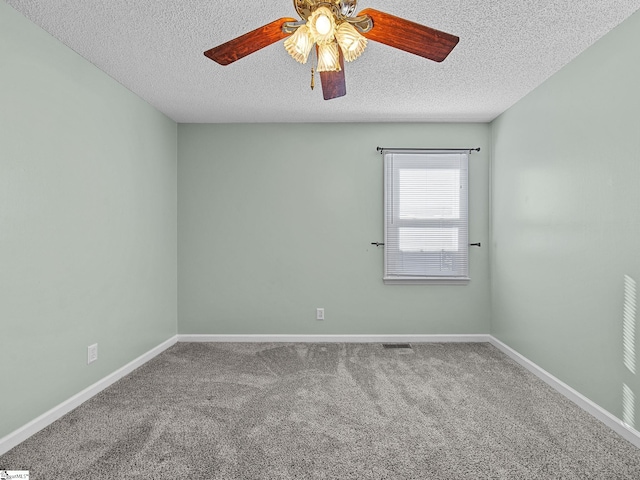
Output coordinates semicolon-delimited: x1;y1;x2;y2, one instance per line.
317;41;341;72
335;22;367;62
308;6;336;44
284;24;314;63
204;1;460;101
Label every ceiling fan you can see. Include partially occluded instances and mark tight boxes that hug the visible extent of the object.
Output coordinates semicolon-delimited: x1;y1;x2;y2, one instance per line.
204;0;459;100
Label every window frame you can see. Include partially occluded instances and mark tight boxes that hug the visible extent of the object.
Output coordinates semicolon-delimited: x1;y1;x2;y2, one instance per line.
383;150;470;285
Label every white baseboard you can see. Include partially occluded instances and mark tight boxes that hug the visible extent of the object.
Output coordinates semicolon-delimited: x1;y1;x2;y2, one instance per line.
177;334;491;343
489;336;640;449
0;335;178;457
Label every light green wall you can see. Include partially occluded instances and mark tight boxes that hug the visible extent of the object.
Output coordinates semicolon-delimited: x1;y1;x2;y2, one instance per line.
491;10;640;424
0;2;177;438
178;123;490;335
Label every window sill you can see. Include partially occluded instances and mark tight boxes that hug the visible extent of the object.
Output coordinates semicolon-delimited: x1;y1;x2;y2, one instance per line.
383;276;470;285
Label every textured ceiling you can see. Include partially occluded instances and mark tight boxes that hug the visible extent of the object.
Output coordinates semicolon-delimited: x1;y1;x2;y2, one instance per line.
5;0;640;123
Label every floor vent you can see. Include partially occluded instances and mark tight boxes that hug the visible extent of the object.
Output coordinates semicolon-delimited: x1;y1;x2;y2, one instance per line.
382;343;412;349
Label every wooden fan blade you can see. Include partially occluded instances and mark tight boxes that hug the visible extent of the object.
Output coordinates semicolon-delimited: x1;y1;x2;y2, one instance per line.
359;8;459;62
204;17;297;65
318;47;346;100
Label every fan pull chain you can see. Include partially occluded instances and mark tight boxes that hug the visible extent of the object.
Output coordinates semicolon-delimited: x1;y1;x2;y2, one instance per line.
310;68;315;90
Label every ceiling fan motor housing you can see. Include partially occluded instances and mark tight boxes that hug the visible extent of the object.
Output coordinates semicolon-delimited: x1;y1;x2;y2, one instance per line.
294;0;358;21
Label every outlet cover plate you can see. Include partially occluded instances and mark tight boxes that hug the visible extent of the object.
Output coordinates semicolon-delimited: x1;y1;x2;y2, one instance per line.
88;344;98;364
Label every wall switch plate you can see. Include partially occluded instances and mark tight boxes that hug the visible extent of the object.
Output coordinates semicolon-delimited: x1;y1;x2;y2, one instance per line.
88;343;98;364
316;308;325;321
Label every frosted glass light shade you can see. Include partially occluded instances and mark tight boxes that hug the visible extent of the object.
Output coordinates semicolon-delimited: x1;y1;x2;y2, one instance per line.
308;6;336;44
284;25;314;64
335;22;367;62
317;42;341;72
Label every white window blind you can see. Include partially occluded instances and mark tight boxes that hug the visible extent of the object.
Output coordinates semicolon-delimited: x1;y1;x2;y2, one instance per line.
383;150;469;284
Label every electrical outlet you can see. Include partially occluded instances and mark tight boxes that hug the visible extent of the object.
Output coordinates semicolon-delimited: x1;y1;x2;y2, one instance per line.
88;343;98;364
316;308;325;321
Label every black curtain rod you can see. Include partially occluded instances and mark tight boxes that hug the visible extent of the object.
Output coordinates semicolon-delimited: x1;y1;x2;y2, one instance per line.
377;147;481;154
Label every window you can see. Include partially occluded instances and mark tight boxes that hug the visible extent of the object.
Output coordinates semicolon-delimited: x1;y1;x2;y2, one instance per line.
383;150;469;284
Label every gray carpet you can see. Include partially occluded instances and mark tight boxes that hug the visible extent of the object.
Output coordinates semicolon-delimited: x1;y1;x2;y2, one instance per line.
2;342;640;479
